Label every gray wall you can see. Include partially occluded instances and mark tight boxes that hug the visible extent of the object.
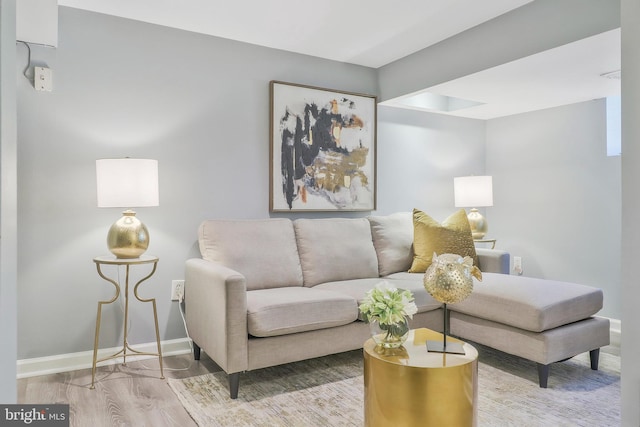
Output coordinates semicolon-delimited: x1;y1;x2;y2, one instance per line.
486;100;621;319
377;99;623;321
0;0;18;403
377;105;485;218
16;7;381;359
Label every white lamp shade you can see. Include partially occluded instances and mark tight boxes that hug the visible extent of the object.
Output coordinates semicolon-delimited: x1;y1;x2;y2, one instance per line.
96;159;159;208
454;176;493;207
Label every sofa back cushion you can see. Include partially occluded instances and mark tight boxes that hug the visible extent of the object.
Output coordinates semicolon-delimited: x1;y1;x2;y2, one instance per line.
294;218;379;287
368;212;414;276
198;219;304;290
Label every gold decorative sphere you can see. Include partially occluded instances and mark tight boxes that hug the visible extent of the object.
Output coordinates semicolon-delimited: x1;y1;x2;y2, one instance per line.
424;253;482;304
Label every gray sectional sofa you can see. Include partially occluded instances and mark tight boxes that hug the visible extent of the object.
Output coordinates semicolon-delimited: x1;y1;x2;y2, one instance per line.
184;212;610;398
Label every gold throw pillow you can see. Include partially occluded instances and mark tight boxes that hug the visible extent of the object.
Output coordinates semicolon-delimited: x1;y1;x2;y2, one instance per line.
408;208;478;273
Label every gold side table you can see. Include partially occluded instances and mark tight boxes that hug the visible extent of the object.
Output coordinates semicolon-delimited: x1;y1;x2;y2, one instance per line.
364;328;478;427
474;238;496;249
90;255;164;389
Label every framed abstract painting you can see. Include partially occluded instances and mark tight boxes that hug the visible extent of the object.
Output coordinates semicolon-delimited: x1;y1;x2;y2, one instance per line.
270;81;377;212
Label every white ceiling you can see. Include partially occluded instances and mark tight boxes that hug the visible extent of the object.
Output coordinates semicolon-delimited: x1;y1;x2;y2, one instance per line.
58;0;533;68
58;0;620;120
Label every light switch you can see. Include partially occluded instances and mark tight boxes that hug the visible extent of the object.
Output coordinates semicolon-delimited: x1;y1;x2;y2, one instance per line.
34;66;53;92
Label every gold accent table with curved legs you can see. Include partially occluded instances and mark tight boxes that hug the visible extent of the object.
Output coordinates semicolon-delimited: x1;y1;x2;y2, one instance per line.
90;255;164;389
474;238;497;249
364;328;478;427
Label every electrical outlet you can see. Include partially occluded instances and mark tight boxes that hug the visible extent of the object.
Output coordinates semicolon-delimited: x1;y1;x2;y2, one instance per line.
34;66;53;92
171;280;185;301
513;256;523;276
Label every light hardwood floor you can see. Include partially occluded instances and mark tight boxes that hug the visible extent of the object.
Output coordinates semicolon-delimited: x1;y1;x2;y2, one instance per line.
17;352;220;427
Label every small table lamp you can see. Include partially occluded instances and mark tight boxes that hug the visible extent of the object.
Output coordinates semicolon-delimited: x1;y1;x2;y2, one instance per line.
454;176;493;239
96;158;159;259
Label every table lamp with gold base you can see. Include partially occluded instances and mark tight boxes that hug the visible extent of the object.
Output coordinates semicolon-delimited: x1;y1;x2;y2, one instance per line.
96;158;159;259
454;175;493;239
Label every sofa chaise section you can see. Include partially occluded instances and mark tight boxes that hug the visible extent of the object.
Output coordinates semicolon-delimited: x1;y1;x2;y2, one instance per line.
369;212;610;388
448;272;610;387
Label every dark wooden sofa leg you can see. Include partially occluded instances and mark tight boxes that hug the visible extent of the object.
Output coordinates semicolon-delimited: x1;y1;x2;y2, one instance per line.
193;342;201;360
590;348;600;370
229;373;240;399
537;349;600;388
192;341;239;398
537;363;550;388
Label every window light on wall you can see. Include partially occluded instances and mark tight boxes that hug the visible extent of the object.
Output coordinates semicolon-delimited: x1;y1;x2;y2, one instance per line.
606;95;621;157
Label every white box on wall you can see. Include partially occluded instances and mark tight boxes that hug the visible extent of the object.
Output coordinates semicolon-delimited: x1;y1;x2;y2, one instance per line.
16;0;58;47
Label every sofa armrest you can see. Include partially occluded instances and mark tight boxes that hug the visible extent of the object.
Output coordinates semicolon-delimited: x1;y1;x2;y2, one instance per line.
476;248;510;274
185;258;248;374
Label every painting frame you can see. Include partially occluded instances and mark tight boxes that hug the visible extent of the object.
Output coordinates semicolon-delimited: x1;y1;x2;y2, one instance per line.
269;80;377;212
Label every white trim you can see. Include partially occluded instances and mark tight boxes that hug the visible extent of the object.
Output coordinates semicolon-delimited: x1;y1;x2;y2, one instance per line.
16;338;192;379
604;317;621;356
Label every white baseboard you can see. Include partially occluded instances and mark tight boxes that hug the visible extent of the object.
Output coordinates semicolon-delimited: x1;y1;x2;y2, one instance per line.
603;317;621;356
16;338;192;379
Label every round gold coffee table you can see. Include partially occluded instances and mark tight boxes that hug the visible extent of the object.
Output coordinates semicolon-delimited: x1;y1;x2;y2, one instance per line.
363;328;478;427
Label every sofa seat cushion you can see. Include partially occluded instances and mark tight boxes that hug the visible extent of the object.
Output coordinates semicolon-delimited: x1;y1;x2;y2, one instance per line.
315;278;442;321
246;287;358;337
448;272;604;332
294;218;379;287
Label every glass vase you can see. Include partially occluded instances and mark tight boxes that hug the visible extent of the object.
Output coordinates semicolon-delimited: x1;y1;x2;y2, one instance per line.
369;317;410;348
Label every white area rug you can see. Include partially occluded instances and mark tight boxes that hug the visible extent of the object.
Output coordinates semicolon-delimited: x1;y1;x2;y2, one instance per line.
168;344;619;426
